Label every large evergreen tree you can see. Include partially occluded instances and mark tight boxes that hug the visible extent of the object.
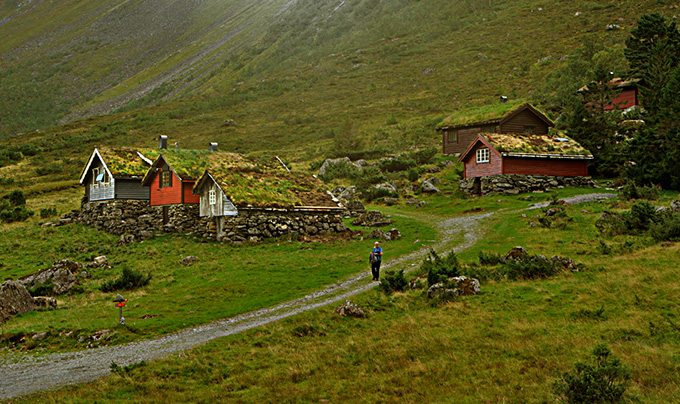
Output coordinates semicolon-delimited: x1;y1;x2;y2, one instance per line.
625;14;680;189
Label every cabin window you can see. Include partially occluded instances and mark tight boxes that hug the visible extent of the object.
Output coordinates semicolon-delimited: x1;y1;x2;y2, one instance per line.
476;148;490;163
524;125;535;135
209;189;216;205
446;130;458;143
92;168;100;187
160;170;173;188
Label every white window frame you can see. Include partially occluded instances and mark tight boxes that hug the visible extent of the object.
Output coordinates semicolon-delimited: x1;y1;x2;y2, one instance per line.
476;148;490;163
209;189;216;205
92;168;100;187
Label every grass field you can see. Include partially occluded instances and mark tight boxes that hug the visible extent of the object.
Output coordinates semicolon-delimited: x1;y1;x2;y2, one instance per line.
7;187;680;403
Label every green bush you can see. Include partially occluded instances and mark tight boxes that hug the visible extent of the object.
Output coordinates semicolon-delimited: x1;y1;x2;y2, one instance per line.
40;207;58;218
380;269;408;295
504;254;561;280
421;249;460;287
353;165;386;188
406;167;420;182
100;267;152;292
597;201;662;236
407;147;437;165
0;206;34;223
553;344;630;404
4;189;26;207
28;280;54;297
377;155;417;172
478;251;502;266
620;181;659;201
649;212;680;241
360;186;397;202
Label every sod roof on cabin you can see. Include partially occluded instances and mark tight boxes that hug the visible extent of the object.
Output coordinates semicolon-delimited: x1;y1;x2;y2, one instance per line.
437;100;528;128
482;133;592;157
143;149;256;181
97;147;154;177
204;168;337;209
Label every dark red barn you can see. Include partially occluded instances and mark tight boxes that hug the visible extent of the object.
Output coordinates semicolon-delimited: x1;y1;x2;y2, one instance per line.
142;151;205;206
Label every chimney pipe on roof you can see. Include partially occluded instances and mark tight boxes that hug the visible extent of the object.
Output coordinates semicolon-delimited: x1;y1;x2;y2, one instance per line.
209;142;218;152
159;135;168;149
500;96;508;103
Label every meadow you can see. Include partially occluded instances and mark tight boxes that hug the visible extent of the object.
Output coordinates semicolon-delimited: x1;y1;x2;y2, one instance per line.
5;186;680;403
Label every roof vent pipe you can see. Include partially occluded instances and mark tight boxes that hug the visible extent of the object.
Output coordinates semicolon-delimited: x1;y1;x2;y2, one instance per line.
500;96;508;103
209;142;218;152
159;135;168;149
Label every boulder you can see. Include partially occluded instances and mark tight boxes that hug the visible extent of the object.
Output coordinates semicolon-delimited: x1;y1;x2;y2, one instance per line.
352;210;393;227
671;200;680;213
338;186;358;202
89;256;109;268
334;300;366;318
368;229;384;239
502;246;527;263
383;197;399;205
118;233;135;246
550;256;579;272
409;275;428;290
33;296;57;309
345;200;366;216
375;182;397;194
20;267;79;295
421;178;441;193
52;259;83;274
0;281;35;323
383;228;402;241
181;256;199;266
426;276;481;300
318;157;352;177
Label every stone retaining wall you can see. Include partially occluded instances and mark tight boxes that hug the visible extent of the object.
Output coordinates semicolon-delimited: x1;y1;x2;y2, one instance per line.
75;200;346;242
459;174;595;196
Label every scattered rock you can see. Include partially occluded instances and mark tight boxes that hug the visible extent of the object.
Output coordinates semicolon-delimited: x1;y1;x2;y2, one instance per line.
32;332;48;341
417;201;427;208
333;300;366;318
318;157;352;177
181;256;199;266
89;256;109;268
550;256;579;272
352;210;393;227
345;200;366;216
383;228;402;241
52;259;83;274
33;296;57;309
427;276;481;300
383;197;399;205
421;178;442;193
502;246;528;263
409;275;428;290
375;182;397;193
368;229;384;239
19;266;79;295
605;24;621;30
0;281;35;323
671;200;680;213
118;233;135;246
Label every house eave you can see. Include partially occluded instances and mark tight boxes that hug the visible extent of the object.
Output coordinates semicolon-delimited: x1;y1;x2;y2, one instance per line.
502;152;594;160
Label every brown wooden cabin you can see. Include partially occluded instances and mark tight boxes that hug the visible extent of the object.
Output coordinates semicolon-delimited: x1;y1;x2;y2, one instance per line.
457;133;593;179
437;102;555;155
79;148;152;202
577;78;643;111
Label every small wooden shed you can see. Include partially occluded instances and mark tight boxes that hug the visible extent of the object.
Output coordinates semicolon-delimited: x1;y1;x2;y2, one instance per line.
457;133;593;179
577;78;643;111
79;147;153;202
437;102;555;155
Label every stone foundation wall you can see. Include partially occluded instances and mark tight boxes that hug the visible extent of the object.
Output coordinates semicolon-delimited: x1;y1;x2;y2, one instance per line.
75;200;346;242
459;174;596;196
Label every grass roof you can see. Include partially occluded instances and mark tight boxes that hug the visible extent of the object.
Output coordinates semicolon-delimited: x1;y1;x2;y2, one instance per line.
483;133;592;157
98;147;153;177
438;100;527;128
150;150;255;180
208;168;336;208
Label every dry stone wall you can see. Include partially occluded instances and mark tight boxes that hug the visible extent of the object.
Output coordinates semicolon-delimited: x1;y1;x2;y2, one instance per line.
74;200;346;242
459;174;595;196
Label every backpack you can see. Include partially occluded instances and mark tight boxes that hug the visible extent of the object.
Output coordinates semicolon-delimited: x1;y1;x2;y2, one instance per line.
369;252;375;264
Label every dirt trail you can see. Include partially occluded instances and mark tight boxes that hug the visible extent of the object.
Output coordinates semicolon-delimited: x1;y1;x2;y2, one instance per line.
0;211;494;399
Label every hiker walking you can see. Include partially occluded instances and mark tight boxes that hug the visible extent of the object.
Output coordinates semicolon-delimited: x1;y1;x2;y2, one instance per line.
370;241;383;281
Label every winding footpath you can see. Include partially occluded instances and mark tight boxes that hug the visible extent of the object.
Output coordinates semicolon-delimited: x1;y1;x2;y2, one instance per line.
0;193;615;399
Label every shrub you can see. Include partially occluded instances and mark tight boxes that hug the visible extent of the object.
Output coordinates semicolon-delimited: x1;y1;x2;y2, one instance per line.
650;213;680;241
553;344;630;404
40;207;58;218
478;251;502;266
504;254;561;280
28;280;54;297
377;155;417;172
0;206;34;223
380;269;408;295
620;181;658;201
421;249;460;287
100;267;152;292
318;160;355;182
406;167;420;182
407;147;438;165
4;189;26;207
360;186;397;202
622;200;659;232
353;165;385;188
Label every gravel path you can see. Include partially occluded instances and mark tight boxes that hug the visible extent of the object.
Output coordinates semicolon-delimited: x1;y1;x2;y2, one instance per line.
0;211;494;400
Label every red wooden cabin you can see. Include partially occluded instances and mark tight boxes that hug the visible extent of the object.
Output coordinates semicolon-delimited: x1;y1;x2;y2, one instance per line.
457;133;593;179
578;78;643;111
142;152;201;206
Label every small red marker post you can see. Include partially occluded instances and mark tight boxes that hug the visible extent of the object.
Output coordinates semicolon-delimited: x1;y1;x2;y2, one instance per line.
113;294;128;325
